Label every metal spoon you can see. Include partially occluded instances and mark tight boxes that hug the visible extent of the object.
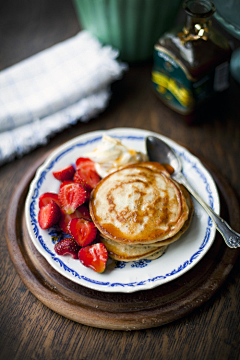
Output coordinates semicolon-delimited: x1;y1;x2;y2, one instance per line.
146;135;240;248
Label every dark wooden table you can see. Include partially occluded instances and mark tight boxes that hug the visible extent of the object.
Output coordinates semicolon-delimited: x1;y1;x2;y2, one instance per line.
1;1;240;359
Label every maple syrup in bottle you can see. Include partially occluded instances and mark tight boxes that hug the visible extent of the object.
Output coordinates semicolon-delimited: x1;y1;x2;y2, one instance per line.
152;0;232;116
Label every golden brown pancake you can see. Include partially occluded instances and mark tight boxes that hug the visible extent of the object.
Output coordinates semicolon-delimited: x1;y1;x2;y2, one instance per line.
99;184;193;261
134;161;171;177
144;246;168;260
131;183;194;247
101;236;168;261
89;162;189;245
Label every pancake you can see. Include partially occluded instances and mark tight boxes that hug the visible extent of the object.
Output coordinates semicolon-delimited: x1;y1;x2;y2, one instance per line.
100;184;193;261
131;183;194;247
135;161;171;177
144;246;168;260
89;162;189;245
101;236;168;261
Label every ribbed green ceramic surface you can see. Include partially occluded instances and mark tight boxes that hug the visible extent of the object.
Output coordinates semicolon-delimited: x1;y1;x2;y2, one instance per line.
72;0;182;62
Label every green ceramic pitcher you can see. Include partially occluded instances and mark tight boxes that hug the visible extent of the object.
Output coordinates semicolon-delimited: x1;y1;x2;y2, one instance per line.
72;0;182;62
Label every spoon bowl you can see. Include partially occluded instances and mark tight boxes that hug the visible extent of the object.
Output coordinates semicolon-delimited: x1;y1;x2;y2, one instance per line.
146;135;240;249
146;136;182;175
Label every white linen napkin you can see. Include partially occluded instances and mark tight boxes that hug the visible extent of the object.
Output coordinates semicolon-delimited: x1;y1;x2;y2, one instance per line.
0;31;127;165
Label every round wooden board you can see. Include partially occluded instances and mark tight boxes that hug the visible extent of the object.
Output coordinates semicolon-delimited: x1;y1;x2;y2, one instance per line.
5;153;240;331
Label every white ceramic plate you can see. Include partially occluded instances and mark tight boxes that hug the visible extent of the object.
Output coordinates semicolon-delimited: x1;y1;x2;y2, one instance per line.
25;128;220;293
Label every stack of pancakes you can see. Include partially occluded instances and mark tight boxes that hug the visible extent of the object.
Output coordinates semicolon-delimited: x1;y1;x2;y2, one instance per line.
89;162;193;262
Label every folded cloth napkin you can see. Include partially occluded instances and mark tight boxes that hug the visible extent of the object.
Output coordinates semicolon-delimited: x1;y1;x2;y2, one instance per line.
0;31;127;165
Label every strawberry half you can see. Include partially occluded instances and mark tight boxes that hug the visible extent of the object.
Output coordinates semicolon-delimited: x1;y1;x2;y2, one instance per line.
75;157;100;190
59;205;91;234
74;167;100;190
58;181;87;214
75;157;95;171
68;218;97;247
52;164;75;182
39;192;61;208
54;237;80;259
38;201;61;229
73;170;92;192
79;243;108;273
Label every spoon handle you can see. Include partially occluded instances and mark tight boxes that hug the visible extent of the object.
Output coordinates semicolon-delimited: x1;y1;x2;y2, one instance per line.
174;172;240;248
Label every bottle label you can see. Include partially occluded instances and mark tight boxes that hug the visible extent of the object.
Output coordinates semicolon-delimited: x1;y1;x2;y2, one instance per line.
152;47;229;114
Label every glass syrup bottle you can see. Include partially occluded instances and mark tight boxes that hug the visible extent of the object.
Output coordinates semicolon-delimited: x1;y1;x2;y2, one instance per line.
152;0;232;116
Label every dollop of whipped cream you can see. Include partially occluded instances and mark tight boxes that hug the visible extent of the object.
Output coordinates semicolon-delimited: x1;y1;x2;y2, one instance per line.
85;135;149;178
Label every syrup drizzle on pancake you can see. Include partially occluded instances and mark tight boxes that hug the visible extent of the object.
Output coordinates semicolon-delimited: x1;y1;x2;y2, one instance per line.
90;163;189;244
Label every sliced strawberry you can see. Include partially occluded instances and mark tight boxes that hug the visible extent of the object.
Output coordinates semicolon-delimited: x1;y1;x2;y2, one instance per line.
39;192;61;208
38;201;61;229
68;218;97;247
75;157;95;171
73;170;92;192
54;237;80;259
79;243;108;273
75;157;100;189
74;167;100;190
59;205;91;234
58;181;87;214
52;164;75;182
75;204;92;221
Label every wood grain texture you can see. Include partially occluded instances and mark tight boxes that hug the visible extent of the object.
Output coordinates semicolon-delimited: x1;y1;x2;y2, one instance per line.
1;0;240;359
